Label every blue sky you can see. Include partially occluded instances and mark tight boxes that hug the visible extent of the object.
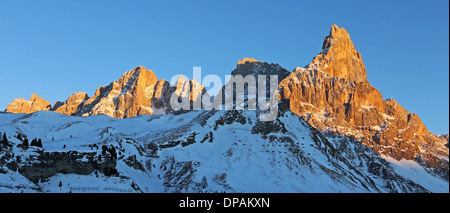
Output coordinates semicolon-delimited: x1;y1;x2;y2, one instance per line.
0;0;448;134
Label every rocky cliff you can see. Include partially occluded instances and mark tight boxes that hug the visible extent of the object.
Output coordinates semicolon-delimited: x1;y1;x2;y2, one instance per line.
6;66;206;118
278;25;448;177
6;94;51;114
52;92;89;116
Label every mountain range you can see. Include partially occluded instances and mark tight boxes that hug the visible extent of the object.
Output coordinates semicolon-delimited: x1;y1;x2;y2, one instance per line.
1;25;448;193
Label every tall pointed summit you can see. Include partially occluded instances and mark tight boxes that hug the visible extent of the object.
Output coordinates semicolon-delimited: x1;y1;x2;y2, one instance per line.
307;24;367;83
279;25;448;177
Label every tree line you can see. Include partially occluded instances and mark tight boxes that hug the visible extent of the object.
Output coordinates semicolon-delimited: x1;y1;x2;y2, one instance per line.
0;131;44;150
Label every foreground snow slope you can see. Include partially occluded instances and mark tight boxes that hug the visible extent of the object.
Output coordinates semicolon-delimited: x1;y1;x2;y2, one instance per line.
0;110;447;193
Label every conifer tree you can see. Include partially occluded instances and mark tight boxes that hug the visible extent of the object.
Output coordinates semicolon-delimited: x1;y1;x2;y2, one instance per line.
101;145;107;155
30;138;42;147
2;132;8;146
23;138;29;148
37;138;43;148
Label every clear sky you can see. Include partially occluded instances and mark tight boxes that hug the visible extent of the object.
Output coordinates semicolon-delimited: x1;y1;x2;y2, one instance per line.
0;0;448;134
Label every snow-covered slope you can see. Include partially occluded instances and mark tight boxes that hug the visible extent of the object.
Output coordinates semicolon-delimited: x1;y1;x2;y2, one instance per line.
0;109;447;193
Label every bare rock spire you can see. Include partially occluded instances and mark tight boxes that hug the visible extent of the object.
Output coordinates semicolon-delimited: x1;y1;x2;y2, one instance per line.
307;24;367;83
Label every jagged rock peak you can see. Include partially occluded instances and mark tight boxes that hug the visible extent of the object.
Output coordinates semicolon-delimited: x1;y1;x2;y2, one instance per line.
329;24;350;39
321;24;352;52
307;24;367;83
279;25;448;175
5;93;51;114
237;58;261;65
53;92;89;116
232;58;290;81
173;75;187;85
117;66;159;89
171;75;203;91
77;66;163;118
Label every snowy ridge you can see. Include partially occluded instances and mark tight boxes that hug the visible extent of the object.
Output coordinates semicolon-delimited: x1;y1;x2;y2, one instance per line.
0;110;447;193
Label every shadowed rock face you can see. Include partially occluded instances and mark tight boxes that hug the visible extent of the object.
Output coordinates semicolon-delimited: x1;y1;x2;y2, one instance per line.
216;58;290;109
278;25;448;175
232;58;290;81
15;151;117;184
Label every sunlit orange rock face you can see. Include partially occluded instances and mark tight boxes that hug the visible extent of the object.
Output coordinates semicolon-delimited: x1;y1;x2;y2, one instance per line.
79;66;161;118
279;25;448;172
237;58;261;65
6;94;51;114
308;24;368;83
65;66;205;118
53;92;89;115
6;66;206;119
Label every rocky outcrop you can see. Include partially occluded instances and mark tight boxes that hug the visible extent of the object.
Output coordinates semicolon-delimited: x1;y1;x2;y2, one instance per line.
278;25;448;175
53;92;89;116
308;24;367;83
77;66;206;118
78;66;160;118
5;66;206;118
16;151;117;183
232;58;290;80
437;134;449;148
5;94;51;114
218;58;290;109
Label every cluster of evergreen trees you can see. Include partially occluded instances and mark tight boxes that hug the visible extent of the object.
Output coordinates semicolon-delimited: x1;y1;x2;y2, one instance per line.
0;131;44;150
22;138;43;148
